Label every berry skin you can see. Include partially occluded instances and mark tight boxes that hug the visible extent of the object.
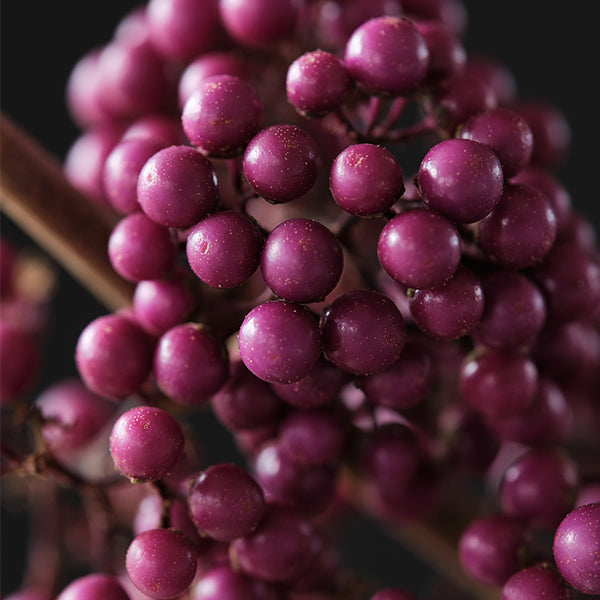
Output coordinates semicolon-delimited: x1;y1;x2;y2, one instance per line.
109;405;185;482
126;528;198;599
344;16;429;97
553;502;600;595
188;463;266;542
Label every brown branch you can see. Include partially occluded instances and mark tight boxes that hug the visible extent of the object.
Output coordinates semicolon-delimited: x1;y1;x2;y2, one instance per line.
0;113;134;311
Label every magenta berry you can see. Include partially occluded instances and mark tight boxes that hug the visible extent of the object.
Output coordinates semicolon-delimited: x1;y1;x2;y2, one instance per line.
109;405;185;482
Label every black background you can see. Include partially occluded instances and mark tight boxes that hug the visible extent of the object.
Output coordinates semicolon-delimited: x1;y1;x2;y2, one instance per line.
1;2;599;598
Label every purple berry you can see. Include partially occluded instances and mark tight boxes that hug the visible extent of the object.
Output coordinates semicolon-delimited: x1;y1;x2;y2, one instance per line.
75;313;154;399
211;359;283;431
459;349;538;419
320;290;406;375
499;449;579;530
232;504;315;583
219;0;299;47
154;323;229;405
193;565;277;600
378;208;461;289
459;107;533;178
477;183;557;270
458;513;529;586
188;463;265;542
103;136;165;215
238;300;321;384
146;0;219;61
501;564;573;600
109;405;185;482
126;528;197;599
243;124;322;204
553;502;600;595
344;16;429;96
261;218;343;303
409;264;484;340
330;143;405;217
36;378;116;451
286;50;354;117
56;574;131;600
187;210;264;289
132;273;196;337
108;213;177;282
182;75;263;158
417;138;504;224
137;145;219;229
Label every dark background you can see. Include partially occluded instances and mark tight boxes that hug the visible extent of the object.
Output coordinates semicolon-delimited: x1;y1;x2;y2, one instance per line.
1;2;599;598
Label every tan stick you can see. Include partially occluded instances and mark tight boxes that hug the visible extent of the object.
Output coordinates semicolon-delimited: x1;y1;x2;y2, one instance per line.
0;113;134;311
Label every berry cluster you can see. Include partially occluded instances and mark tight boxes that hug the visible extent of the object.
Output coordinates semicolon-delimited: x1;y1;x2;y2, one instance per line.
2;1;600;600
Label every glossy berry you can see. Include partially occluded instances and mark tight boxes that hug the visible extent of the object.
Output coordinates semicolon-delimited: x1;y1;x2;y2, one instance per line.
193;565;277;600
182;75;263;157
103;136;165;214
75;313;154;399
477;183;557;270
56;574;131;600
270;357;351;408
378;208;461;289
553;502;600;595
409;264;484;340
499;449;579;530
187;210;264;289
232;504;315;583
126;528;197;599
137;145;219;229
188;463;265;542
146;0;220;61
178;51;248;110
132;273;195;337
286;50;353;117
108;213;177;282
110;405;185;482
320;290;406;375
36;378;116;451
417;138;504;223
238;300;321;384
261;218;343;303
243;124;322;204
458;514;529;586
330;143;404;217
474;271;546;350
459;350;538;419
211;359;283;431
357;339;433;410
459;107;533;178
154;323;229;405
219;0;299;47
344;16;429;96
501;564;573;600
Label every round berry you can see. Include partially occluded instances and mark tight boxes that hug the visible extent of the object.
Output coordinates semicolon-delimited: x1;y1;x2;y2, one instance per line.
182;75;263;158
126;528;197;599
187;210;264;289
238;300;321;384
330;143;404;216
378;208;461;289
320;290;406;375
243;124;322;204
417;139;504;224
109;405;185;482
188;463;265;542
344;16;429;96
553;502;600;595
261;218;343;303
